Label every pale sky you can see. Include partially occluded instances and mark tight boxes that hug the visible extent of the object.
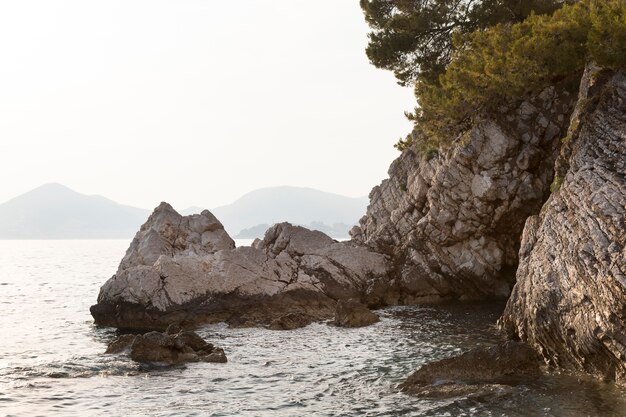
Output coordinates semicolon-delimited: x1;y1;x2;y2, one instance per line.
0;1;414;209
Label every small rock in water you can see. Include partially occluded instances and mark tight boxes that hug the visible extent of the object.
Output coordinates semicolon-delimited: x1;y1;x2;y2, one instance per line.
104;334;136;354
399;341;541;398
331;299;379;328
105;328;227;364
268;312;314;330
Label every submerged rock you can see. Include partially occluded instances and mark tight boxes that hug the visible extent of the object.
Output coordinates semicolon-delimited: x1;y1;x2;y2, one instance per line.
105;327;227;364
351;88;575;304
91;207;390;330
400;341;541;398
499;66;626;385
332;299;379;328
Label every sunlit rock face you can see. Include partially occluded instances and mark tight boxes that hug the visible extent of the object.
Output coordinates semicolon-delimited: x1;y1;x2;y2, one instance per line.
90;204;390;330
499;65;626;385
351;88;576;304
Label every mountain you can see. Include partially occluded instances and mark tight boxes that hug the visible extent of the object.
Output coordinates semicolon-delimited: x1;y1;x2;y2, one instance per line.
0;184;368;239
235;221;354;239
0;183;150;239
179;206;205;216
211;186;368;237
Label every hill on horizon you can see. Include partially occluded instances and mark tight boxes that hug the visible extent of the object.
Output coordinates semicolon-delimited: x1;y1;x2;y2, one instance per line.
0;184;368;239
209;186;368;237
0;183;150;239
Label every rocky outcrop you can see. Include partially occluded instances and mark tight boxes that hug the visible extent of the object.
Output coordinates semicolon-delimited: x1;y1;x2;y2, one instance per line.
331;299;379;328
267;312;314;330
105;324;227;364
499;66;626;385
91;204;390;330
351;89;576;304
400;341;541;398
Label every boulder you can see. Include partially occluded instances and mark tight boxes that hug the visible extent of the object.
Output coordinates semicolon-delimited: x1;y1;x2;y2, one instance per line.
91;210;390;330
332;299;379;328
267;312;314;330
105;329;227;364
351;87;576;304
499;66;626;385
399;341;541;398
104;334;136;354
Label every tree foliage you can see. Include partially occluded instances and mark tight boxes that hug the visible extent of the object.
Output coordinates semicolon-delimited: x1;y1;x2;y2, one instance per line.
361;0;566;86
401;0;626;149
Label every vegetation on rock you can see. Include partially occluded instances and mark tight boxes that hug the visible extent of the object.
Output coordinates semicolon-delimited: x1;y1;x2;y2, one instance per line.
362;0;626;150
360;0;565;86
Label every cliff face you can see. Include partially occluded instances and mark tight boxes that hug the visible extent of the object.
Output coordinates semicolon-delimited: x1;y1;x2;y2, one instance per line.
499;66;626;384
351;88;575;304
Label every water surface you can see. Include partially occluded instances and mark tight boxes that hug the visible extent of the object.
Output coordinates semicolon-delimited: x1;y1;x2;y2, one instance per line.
1;240;624;416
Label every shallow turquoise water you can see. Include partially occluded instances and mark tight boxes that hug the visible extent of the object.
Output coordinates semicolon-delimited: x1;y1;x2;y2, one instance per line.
1;240;625;416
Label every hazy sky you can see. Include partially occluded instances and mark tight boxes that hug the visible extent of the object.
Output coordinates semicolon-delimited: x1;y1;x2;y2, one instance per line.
0;1;414;209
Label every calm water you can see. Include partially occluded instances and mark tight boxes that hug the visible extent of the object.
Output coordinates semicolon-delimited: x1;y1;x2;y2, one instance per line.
1;240;625;417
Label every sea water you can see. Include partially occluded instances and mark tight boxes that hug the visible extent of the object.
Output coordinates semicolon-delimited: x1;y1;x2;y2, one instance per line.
1;240;625;417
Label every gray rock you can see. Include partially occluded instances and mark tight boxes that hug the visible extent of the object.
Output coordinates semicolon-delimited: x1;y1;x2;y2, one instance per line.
91;209;390;330
332;299;379;328
399;341;541;398
268;312;314;330
165;323;182;335
104;334;136;354
351;87;575;304
499;66;626;385
105;330;227;364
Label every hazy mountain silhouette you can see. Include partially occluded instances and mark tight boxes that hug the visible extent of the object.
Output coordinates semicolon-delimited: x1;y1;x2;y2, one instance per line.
0;183;149;239
210;186;368;236
235;221;354;239
179;206;205;216
0;184;368;239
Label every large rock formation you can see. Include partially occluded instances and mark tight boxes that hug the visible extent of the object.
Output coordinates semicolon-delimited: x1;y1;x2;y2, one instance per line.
499;66;626;385
91;203;390;330
351;88;576;304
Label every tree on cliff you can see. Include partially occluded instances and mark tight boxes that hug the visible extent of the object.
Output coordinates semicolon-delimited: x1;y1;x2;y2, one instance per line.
360;0;567;86
366;0;626;150
412;0;626;146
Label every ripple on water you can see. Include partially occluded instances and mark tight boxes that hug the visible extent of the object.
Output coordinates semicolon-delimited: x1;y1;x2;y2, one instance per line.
1;240;626;416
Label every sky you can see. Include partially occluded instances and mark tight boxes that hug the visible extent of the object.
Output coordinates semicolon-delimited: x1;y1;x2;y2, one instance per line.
0;1;415;210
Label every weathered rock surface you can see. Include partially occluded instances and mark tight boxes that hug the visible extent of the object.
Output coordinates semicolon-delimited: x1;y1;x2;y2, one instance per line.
331;299;379;328
499;66;626;385
399;341;541;398
267;312;314;330
351;89;576;304
105;325;227;364
91;205;390;330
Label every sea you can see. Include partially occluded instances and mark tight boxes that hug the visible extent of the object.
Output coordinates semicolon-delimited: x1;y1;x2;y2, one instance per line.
1;239;625;417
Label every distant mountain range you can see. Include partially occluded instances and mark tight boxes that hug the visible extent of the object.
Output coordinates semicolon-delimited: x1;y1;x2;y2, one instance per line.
210;186;367;238
235;221;354;239
0;184;367;239
0;183;150;239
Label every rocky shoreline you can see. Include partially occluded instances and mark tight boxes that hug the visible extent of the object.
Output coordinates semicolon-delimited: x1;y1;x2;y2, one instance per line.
91;65;626;390
90;203;389;331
